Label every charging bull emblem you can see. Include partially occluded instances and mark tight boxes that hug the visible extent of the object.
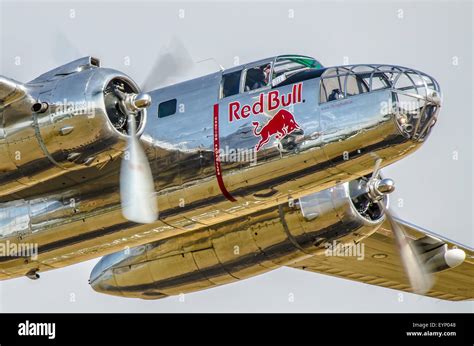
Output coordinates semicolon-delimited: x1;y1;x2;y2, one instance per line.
252;109;300;151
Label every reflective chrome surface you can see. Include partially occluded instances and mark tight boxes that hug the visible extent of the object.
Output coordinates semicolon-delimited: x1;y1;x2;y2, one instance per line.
90;181;385;298
0;56;441;281
0;57;146;197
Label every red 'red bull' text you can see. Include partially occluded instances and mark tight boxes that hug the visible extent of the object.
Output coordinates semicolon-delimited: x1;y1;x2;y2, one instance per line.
228;83;302;122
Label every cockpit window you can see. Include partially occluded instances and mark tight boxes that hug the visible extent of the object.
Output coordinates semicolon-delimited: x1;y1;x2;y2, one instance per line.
320;67;368;103
273;56;322;86
222;70;242;98
244;63;271;92
320;75;344;103
345;74;369;96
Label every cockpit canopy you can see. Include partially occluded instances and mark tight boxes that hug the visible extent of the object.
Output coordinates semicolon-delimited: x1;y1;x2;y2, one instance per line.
221;55;323;98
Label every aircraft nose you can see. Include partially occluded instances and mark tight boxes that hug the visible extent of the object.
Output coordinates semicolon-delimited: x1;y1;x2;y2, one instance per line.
389;69;442;141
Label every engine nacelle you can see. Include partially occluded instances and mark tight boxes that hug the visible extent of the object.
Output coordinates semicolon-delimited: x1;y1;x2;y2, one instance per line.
424;246;466;273
411;235;466;274
0;57;146;197
90;179;386;299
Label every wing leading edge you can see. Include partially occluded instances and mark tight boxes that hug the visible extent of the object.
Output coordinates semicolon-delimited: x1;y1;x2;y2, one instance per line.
287;217;473;301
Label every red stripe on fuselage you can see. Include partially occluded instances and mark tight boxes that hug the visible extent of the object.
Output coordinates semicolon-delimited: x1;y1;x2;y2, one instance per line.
213;103;237;202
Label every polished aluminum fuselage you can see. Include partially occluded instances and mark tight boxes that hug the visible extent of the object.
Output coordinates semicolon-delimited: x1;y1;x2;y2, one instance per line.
90;181;385;298
0;62;438;280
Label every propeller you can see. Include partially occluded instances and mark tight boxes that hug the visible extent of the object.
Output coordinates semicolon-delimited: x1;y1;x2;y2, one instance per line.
118;37;194;222
363;159;433;294
53;32;84;65
115;37;195;222
51;35;194;223
141;37;194;92
113;85;158;224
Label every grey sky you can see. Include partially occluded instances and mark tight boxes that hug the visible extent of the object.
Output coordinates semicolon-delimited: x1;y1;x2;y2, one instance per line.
0;0;472;312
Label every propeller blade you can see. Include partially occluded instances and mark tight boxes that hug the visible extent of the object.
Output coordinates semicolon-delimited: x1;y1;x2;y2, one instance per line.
141;37;194;91
371;158;383;180
53;32;83;64
380;201;433;294
120;111;158;224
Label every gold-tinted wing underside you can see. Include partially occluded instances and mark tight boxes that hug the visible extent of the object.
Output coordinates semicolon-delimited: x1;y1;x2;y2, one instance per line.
288;218;474;301
0;76;26;107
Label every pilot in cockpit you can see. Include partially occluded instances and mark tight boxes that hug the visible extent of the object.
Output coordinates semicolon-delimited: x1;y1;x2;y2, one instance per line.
245;64;271;91
263;64;271;84
328;88;344;101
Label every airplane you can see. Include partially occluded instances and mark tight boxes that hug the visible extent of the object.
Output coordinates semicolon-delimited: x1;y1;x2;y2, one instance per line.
0;54;472;301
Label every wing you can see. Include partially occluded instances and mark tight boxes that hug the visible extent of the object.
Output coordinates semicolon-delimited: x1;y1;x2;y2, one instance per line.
288;217;474;301
0;76;26;107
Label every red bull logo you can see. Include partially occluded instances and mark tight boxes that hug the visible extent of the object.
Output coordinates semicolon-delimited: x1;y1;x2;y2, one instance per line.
226;82;303;151
228;83;303;122
252;109;300;151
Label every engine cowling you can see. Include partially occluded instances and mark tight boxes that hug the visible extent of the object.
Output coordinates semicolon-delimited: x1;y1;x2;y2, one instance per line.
90;179;386;299
0;57;146;197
